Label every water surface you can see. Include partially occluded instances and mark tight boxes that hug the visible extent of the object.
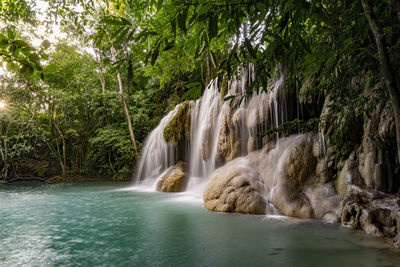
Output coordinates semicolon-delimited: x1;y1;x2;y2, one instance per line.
1;182;399;266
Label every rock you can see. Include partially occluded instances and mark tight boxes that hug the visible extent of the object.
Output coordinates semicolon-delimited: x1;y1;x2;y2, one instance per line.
341;185;400;238
163;101;191;145
216;104;232;163
156;161;186;192
394;234;400;249
248;134;323;218
357;98;397;192
304;183;341;221
280;134;317;186
203;158;268;214
230;108;248;159
336;152;364;199
270;183;313;218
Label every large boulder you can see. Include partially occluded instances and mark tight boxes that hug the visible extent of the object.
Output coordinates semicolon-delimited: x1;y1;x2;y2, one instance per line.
341;185;400;238
156;161;186;192
269;183;313;218
203;159;268;214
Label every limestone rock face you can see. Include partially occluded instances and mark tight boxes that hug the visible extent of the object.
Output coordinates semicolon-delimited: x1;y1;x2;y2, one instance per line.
341;185;400;238
394;234;400;249
269;183;313;218
156;161;186;192
336;152;364;199
216;104;233;163
304;183;341;221
358;99;397;192
203;159;268;214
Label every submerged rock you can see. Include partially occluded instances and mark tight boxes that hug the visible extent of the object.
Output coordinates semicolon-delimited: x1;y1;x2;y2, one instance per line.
203;159;268;214
156;161;186;192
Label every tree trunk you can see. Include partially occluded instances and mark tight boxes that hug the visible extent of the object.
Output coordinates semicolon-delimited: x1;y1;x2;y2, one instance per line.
117;71;139;156
362;0;400;164
111;47;139;156
49;108;67;178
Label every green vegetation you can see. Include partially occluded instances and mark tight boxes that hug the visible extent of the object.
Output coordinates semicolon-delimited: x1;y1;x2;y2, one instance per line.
259;118;319;138
0;0;399;180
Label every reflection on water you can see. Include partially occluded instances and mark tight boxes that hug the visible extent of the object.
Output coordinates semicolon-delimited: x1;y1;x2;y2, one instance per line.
0;182;399;267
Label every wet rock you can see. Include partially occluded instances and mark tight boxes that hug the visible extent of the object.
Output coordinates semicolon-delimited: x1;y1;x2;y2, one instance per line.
203;159;268;214
304;183;341;221
357;98;397;192
341;185;400;239
280;134;317;186
230;108;248;159
336;152;364;199
394;234;400;249
216;104;232;163
156;161;186;192
270;183;313;218
163;101;191;145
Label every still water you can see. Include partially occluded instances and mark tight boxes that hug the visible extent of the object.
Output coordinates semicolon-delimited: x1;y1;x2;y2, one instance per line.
0;182;399;267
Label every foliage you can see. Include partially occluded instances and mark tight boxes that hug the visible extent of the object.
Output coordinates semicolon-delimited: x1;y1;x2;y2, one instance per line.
259;118;319;138
0;0;399;179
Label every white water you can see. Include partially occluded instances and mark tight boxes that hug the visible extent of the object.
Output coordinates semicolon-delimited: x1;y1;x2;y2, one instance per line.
134;64;292;194
134;106;180;187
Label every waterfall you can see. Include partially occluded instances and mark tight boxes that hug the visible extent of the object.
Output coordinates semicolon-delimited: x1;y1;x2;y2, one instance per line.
134;105;180;186
133;64;293;193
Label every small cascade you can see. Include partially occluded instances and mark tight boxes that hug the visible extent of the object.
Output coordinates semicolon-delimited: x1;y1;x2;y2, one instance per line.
133;64;297;194
134;105;180;186
186;79;223;191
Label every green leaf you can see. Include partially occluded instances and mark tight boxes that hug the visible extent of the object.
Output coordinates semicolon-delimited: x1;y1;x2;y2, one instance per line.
177;10;187;34
182;84;202;100
100;16;130;26
151;47;159;66
223;95;235;101
244;39;257;59
6;62;14;72
41;40;51;49
256;2;266;10
0;39;8;48
20;64;34;77
171;19;176;36
115;28;129;45
157;0;164;10
208;12;218;39
186;82;202;88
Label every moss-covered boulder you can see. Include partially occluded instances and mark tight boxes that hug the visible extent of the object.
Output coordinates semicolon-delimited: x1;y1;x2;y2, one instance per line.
163;101;191;145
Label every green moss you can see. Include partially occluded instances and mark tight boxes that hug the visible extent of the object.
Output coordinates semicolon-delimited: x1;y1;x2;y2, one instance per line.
163;101;191;144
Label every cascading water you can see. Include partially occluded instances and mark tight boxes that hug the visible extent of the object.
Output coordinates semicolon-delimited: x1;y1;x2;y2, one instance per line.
134;64;293;194
134;105;180;187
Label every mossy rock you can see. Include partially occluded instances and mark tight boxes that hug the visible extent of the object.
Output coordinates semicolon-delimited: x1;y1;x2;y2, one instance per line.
163;101;191;144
